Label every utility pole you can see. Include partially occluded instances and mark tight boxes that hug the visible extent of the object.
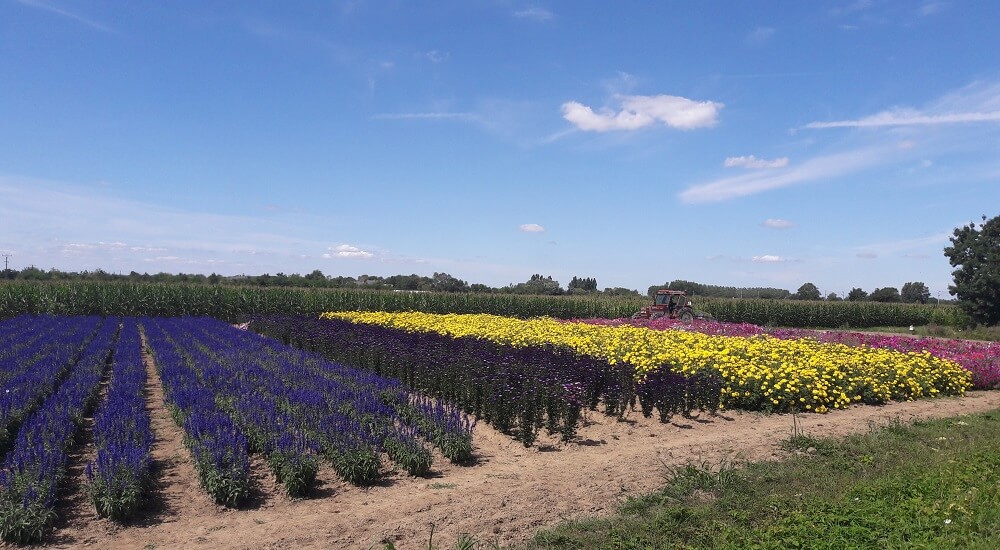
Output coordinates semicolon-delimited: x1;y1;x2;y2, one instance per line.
2;254;10;271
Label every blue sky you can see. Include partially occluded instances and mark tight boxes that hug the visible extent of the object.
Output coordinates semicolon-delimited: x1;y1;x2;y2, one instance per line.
1;1;998;297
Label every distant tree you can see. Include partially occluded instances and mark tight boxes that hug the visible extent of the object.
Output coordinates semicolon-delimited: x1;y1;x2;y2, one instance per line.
469;283;493;293
793;283;821;301
568;276;598;294
847;288;868;301
511;274;562;295
900;281;931;304
431;272;469;292
869;287;902;303
944;214;1000;325
648;280;789;299
826;292;842;301
603;287;640;297
328;276;357;287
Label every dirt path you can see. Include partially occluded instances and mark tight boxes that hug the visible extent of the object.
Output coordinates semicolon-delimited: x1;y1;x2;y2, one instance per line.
46;376;1000;550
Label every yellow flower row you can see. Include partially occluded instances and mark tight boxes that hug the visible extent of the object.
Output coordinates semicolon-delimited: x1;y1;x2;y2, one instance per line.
320;311;973;413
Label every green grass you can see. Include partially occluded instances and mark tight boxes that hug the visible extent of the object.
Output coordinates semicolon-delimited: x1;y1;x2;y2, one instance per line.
520;409;1000;549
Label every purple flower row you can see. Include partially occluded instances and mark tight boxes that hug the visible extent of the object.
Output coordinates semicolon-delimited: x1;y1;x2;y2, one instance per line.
142;317;251;507
171;317;459;482
0;316;103;452
0;317;117;544
85;318;154;520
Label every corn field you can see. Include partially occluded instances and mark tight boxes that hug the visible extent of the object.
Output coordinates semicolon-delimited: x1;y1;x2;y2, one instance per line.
0;281;966;328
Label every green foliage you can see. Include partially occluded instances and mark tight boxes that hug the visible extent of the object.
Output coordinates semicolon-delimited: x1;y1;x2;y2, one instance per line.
792;282;821;301
330;445;382;486
870;286;902;303
267;452;319;498
88;463;146;521
901;281;931;304
383;435;434;477
0;281;648;322
526;410;1000;550
847;287;868;301
944;214;1000;326
649;280;791;300
698;297;968;328
0;499;56;544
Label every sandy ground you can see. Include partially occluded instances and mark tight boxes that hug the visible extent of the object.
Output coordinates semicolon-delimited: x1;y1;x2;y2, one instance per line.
37;352;1000;550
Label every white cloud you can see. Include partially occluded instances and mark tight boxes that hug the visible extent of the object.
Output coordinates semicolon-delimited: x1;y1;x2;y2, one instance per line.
752;255;785;263
724;155;790;169
519;223;545;232
513;7;553;21
323;244;374;259
562;94;723;132
680;147;886;203
762;218;794;229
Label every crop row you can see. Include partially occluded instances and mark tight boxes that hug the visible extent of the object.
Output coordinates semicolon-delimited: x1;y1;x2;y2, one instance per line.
144;316;475;503
251;315;724;446
699;297;968;328
585;317;1000;390
320;311;973;414
0;281;966;328
0;314;477;542
0;316;118;543
0;281;644;321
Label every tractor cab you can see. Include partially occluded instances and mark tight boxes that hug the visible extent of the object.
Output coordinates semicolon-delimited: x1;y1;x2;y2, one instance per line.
633;290;695;322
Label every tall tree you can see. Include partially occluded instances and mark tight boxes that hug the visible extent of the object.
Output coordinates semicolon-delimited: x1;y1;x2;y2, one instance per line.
870;287;902;303
944;214;1000;325
847;288;868;301
900;281;931;304
793;282;821;301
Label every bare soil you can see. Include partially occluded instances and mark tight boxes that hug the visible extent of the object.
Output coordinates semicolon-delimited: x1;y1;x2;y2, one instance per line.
38;353;1000;550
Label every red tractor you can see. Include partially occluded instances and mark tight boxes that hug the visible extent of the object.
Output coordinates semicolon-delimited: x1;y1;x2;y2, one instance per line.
632;289;696;323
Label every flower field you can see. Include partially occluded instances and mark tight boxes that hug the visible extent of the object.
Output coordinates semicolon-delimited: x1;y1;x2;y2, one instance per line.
0;310;992;545
578;317;1000;390
320;311;973;414
0;314;474;543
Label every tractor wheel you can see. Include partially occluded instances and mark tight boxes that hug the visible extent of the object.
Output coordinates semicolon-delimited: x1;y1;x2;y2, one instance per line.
679;310;694;324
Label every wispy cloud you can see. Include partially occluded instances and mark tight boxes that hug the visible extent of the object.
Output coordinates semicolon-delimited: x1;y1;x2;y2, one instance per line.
562;94;723;132
680;147;886;203
918;1;947;16
807;80;1000;129
15;0;113;32
746;26;775;45
806;110;1000;129
762;218;794;229
513;7;554;22
372;112;478;121
854;232;952;258
425;50;449;63
519;223;545;232
724;155;790;169
752;255;786;263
